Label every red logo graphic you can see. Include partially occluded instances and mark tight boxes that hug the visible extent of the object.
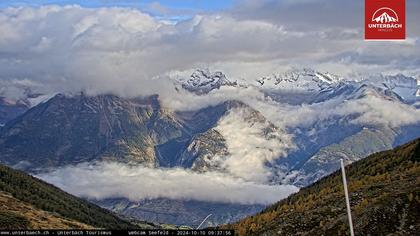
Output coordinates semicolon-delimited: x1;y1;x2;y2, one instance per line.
365;0;405;40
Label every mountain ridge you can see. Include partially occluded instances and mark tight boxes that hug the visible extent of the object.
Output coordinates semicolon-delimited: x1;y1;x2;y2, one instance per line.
0;93;186;170
170;69;419;107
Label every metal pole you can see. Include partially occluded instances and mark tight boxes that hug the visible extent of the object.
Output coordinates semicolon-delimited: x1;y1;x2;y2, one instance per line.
196;214;212;229
341;159;355;236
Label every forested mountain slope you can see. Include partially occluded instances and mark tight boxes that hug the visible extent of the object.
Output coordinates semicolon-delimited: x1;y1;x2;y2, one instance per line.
0;164;138;229
223;138;420;235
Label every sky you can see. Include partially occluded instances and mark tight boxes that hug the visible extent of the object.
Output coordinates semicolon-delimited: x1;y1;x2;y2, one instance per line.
0;0;233;13
0;0;231;8
0;0;419;100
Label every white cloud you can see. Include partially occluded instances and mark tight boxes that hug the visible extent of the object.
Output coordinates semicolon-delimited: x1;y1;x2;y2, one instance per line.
37;161;299;205
251;93;420;129
159;83;265;111
214;107;295;183
0;5;418;101
342;96;420;127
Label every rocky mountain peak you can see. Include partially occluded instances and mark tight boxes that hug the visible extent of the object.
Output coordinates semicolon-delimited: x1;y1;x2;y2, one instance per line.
181;69;238;95
256;68;342;91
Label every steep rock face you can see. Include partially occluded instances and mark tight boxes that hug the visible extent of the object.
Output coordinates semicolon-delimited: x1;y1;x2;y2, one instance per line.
177;129;228;171
177;69;238;95
176;100;246;134
0;94;186;170
0;97;30;125
0;93;54;125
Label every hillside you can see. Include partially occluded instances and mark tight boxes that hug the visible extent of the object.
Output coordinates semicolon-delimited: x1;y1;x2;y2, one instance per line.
0;164;138;229
0;192;95;229
0;93;185;170
222;138;420;235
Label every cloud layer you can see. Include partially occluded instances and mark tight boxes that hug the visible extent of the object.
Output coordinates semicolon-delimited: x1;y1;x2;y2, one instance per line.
214;107;294;182
0;3;419;100
37;161;299;205
264;96;420;129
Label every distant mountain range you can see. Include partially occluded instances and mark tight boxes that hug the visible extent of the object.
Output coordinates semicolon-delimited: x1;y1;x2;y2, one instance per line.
175;68;419;103
222;138;420;235
0;68;419;226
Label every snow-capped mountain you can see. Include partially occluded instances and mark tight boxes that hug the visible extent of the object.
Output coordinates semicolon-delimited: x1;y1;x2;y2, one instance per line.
254;69;417;103
252;68;351;105
175;68;352;105
176;68;419;105
255;68;342;90
178;69;238;95
357;74;419;103
373;12;397;23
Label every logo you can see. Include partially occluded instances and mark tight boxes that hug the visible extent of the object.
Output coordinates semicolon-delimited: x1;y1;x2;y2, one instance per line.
372;8;398;23
365;0;405;40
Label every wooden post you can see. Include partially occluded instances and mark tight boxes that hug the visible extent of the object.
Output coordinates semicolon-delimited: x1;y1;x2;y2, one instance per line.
341;159;355;236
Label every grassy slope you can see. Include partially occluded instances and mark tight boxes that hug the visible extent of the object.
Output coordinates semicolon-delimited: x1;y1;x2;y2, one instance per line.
223;138;420;236
0;164;137;229
0;192;94;229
